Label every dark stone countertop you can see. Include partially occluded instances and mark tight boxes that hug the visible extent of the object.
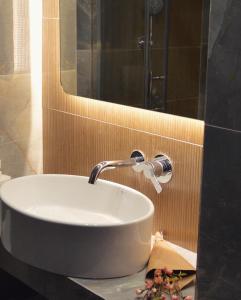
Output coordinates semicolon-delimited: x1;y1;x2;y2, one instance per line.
0;243;195;300
70;271;195;300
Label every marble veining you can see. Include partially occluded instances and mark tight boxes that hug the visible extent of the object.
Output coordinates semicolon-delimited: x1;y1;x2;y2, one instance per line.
205;0;241;131
197;125;241;299
208;0;229;56
0;0;42;178
197;1;241;299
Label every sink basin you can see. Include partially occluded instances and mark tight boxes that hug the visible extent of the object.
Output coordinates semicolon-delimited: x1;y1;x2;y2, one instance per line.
0;174;154;278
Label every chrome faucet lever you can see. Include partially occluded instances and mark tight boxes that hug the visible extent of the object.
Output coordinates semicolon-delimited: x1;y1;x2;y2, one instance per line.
132;154;173;193
88;150;145;184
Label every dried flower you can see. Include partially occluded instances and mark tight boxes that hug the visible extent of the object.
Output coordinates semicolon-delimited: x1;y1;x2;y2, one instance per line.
165;278;175;291
154;269;164;285
136;288;143;295
135;267;194;300
166;269;174;276
145;278;154;289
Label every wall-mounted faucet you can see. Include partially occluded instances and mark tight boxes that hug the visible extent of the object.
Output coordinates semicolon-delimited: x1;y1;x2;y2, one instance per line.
88;150;145;184
88;150;173;194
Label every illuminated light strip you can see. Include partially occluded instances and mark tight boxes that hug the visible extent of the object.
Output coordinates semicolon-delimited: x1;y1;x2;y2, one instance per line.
28;0;43;173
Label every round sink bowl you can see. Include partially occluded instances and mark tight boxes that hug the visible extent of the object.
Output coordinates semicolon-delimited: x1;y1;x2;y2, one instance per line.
0;174;154;278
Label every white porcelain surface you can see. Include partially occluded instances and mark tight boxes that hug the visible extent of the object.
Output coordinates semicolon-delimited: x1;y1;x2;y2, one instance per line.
0;174;154;278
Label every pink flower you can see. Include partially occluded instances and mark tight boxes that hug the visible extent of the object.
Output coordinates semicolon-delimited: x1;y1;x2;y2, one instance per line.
145;278;154;289
165;282;174;290
154;269;163;285
166;269;174;275
161;295;167;300
171;295;179;300
184;296;193;300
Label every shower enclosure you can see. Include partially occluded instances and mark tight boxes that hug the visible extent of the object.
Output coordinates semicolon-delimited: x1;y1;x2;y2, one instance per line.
76;0;170;111
71;0;204;118
143;0;170;111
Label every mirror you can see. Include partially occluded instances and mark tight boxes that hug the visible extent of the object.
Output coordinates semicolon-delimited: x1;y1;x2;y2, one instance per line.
60;0;209;119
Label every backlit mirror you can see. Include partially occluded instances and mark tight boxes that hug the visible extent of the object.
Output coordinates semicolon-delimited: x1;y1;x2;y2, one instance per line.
60;0;210;119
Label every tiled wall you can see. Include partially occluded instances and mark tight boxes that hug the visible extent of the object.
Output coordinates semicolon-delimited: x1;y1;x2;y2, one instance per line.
166;0;204;118
0;0;42;178
43;0;204;251
197;0;241;298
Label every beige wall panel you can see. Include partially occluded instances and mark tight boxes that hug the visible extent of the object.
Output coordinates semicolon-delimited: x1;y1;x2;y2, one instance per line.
43;0;59;18
42;15;204;145
43;0;204;251
43;109;203;251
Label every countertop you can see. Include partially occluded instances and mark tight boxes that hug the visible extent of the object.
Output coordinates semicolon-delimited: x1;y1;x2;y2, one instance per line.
0;241;195;300
70;270;195;300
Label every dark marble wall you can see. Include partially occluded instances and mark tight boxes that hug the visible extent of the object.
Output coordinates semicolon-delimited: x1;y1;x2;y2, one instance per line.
197;0;241;299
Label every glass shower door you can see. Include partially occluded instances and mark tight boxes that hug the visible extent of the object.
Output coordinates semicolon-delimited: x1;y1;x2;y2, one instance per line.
89;0;169;110
98;0;146;108
144;0;170;111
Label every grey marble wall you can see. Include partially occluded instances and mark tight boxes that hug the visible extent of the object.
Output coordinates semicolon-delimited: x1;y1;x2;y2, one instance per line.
197;0;241;299
0;0;42;179
0;1;43;298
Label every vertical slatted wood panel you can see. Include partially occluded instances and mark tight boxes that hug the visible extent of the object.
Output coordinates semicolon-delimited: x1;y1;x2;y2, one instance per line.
42;0;204;251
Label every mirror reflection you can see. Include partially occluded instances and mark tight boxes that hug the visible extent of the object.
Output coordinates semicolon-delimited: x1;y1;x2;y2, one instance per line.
60;0;209;119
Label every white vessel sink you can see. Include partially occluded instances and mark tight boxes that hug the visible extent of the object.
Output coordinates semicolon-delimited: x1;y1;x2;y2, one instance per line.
0;174;154;278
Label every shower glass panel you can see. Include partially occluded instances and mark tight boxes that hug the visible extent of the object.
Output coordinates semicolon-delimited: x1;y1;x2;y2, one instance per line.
99;0;145;108
75;0;168;110
61;0;207;119
144;0;169;111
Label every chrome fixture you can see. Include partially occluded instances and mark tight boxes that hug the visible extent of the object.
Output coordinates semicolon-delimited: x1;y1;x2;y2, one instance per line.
144;0;170;111
88;151;173;194
137;36;145;49
133;154;172;193
150;0;164;16
88;150;145;184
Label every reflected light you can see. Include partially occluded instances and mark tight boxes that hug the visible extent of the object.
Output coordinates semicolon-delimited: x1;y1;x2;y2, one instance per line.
29;0;43;172
13;0;30;72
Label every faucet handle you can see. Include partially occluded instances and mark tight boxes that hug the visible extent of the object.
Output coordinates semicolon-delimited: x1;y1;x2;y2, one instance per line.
152;154;173;184
142;163;163;193
140;154;173;194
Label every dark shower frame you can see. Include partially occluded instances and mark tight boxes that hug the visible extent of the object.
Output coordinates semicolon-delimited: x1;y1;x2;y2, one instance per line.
144;0;171;111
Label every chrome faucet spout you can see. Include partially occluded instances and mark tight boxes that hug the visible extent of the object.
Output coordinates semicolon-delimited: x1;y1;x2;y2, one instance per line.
88;151;145;184
88;151;173;193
